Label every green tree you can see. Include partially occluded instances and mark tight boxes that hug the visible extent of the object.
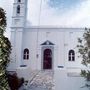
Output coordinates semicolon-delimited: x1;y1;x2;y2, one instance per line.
77;28;90;88
0;7;11;90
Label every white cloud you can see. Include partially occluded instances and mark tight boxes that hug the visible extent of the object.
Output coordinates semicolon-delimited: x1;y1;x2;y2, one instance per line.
27;0;41;25
28;0;90;27
67;0;90;27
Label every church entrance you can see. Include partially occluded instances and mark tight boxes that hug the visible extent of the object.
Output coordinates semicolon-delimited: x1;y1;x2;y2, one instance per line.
43;49;52;69
41;40;54;70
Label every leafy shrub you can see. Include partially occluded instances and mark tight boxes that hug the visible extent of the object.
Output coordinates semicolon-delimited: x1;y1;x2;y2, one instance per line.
7;72;24;90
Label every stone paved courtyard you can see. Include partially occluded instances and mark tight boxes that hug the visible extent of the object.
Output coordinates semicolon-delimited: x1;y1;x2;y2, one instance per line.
19;70;54;90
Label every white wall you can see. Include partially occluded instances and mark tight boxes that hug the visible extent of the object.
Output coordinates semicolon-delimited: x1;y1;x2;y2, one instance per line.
55;69;88;90
18;27;85;71
22;28;67;70
22;29;38;70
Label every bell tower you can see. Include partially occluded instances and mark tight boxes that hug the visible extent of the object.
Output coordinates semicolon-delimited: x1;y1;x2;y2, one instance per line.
12;0;28;27
9;0;28;70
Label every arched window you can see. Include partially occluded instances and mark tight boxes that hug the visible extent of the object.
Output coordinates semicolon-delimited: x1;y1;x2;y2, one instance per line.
68;50;75;61
17;5;20;14
23;48;29;60
18;0;21;2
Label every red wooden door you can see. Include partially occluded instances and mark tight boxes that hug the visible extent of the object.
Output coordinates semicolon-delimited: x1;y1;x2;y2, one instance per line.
43;49;52;69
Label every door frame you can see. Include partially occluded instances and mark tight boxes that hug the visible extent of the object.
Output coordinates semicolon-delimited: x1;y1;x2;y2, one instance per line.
41;45;54;70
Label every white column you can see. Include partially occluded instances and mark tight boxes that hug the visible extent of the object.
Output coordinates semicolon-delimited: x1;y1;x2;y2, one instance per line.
15;29;23;67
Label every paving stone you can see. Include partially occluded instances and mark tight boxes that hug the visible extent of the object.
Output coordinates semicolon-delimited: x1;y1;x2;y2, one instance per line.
19;70;54;90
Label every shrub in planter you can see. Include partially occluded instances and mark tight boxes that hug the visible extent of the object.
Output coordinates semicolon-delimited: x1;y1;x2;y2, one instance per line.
7;72;24;90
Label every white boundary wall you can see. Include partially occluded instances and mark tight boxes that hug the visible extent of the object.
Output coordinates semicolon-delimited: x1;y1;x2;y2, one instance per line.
55;69;89;90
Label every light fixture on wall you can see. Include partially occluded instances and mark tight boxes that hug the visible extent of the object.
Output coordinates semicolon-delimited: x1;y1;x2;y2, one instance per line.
36;54;39;58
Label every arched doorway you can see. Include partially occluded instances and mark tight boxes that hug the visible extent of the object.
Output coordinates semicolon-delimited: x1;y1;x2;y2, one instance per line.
43;49;52;69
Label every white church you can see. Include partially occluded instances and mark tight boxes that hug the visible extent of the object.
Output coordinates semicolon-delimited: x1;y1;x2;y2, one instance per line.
8;0;89;90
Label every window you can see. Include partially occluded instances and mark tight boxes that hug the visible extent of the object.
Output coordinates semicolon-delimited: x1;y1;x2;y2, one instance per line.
23;48;29;60
17;5;20;14
18;0;21;2
68;50;75;61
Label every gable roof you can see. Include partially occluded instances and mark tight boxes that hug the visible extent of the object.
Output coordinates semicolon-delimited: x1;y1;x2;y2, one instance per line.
41;40;54;45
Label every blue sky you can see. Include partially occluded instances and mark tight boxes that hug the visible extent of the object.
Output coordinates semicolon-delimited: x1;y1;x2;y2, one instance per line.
47;0;83;9
46;0;85;14
0;0;90;38
46;0;85;16
28;0;90;26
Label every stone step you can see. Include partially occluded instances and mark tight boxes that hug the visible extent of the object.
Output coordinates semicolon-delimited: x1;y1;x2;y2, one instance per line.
19;70;54;90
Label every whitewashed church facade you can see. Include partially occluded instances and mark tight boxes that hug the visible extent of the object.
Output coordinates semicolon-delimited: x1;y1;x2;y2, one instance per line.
8;0;88;90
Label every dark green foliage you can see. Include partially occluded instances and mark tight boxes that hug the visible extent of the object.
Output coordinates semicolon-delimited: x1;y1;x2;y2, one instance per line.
77;28;90;88
0;8;11;90
81;70;90;81
7;72;24;90
77;28;90;66
0;8;6;28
